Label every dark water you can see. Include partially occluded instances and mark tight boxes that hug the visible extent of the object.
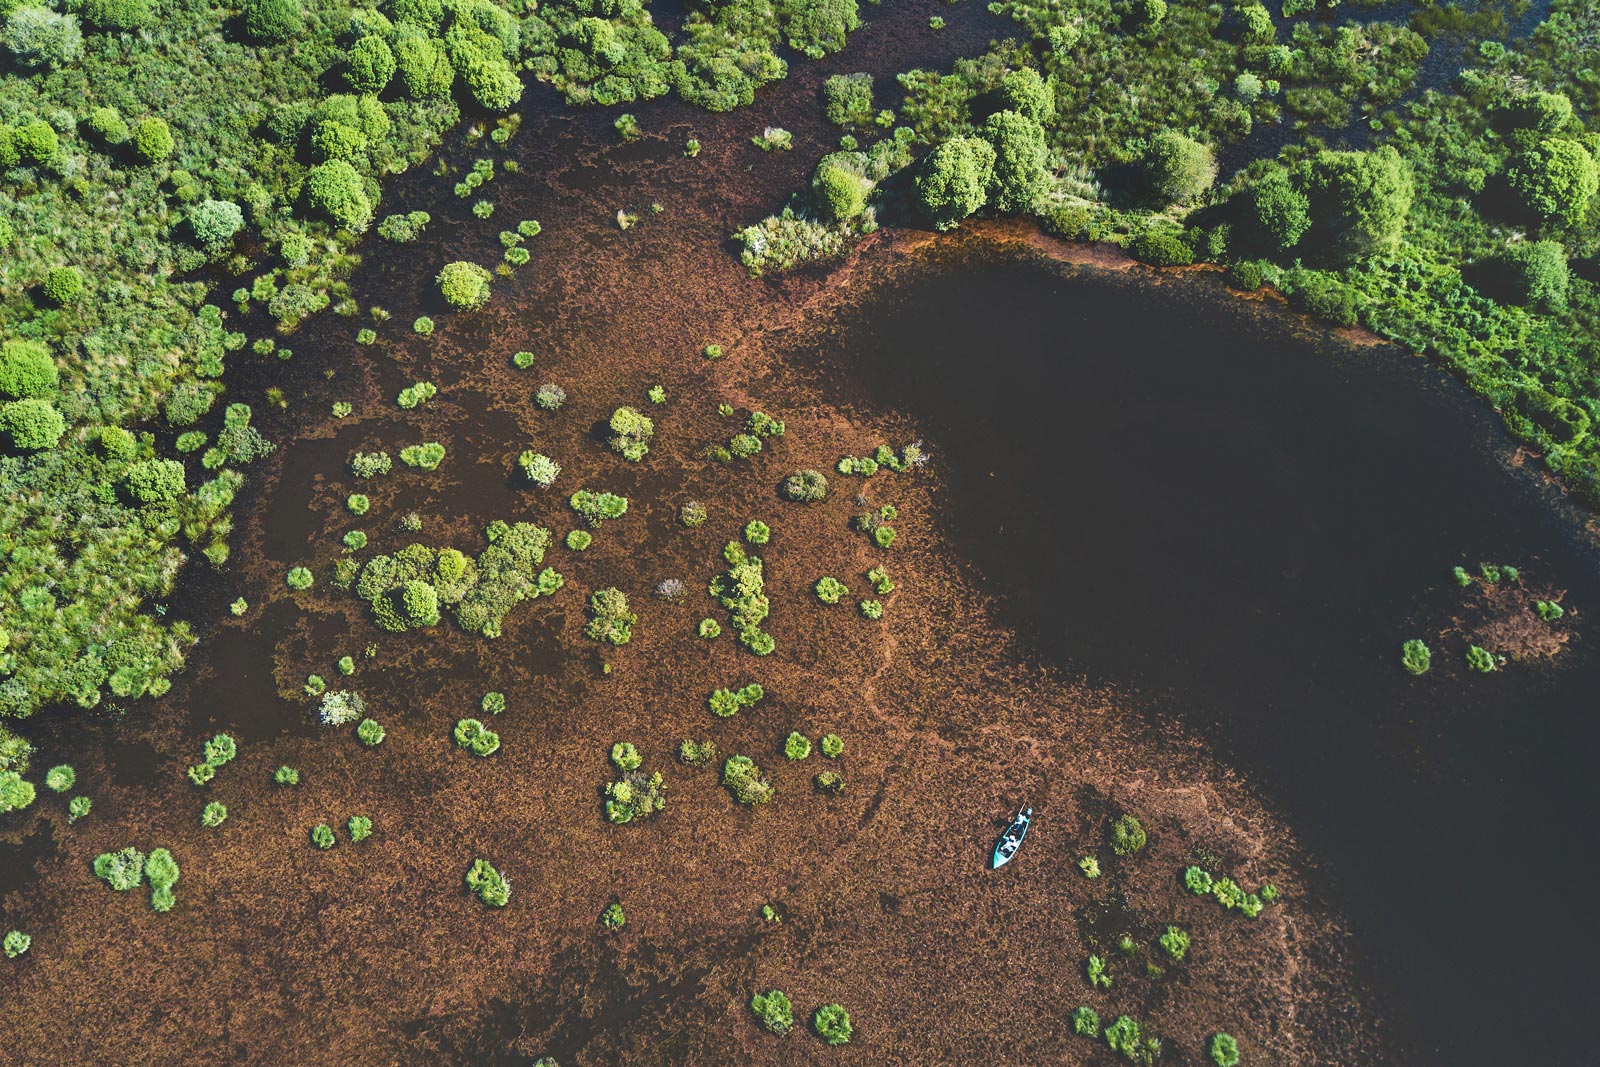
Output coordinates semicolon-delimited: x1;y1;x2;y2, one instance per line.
814;249;1600;1067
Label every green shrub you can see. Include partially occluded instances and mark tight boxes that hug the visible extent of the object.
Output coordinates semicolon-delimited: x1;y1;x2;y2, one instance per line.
570;489;629;527
1158;925;1191;960
820;733;843;758
241;0;302;41
814;769;845;794
607;406;654;461
585;587;636;645
1401;639;1431;675
698;618;721;639
345;35;395;93
812;1004;852;1046
286;566;314;590
454;718;501;756
751;989;794;1035
275;766;300;786
310;823;336;849
784;732;812;759
781;469;828;502
600;902;625;930
4;930;31;958
131;117;174;162
6;7;83;71
1072;1006;1101;1038
567;530;592;551
482;691;506;715
305;160;373;231
678;738;719;766
1111;814;1147;855
0;771;37;812
397;381;437;409
1086;954;1112;988
536;383;566;410
1210;1032;1240;1067
744;520;771;544
723;755;774;804
1079;855;1101;878
44;764;74;793
519;451;561;487
1105;1015;1146;1060
1466;645;1496;672
400;442;446;470
200;801;227;827
0;398;64;451
93;847;145;890
815;577;848;604
357;718;386;746
0;339;58;400
68;795;91;821
348;815;373;842
437;261;493;310
466;858;511;906
859;599;884;619
708;683;764;717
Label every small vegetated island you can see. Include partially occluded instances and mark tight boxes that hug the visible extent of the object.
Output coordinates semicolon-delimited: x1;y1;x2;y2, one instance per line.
0;0;1595;1063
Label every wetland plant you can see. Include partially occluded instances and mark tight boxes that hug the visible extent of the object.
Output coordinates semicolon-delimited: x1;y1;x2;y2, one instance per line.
678;739;719;767
437;261;492;310
68;796;91;822
679;501;708;527
751;989;794;1035
286;566;314;591
0;772;35;812
347;494;370;515
201;802;228;827
350;451;392;478
1210;1033;1240;1067
600;902;626;930
536;384;567;411
400;442;446;470
814;770;845;795
482;692;507;715
5;930;31;958
1087;954;1112;988
275;766;300;786
1185;866;1214;895
1466;645;1496;672
1538;599;1566;621
311;823;336;850
812;1004;852;1046
781;469;829;503
784;732;812;759
744;520;771;545
567;530;593;551
466;858;511;907
356;718;386;747
708;683;764;717
1111;814;1148;856
585;587;636;645
1401;639;1431;675
396;381;437;409
698;618;721;639
605;757;667;824
513;351;536;369
859;599;884;619
607;406;654;461
519;451;561;487
1073;1006;1101;1038
570;490;629;527
320;690;366;727
1159;925;1191;961
44;764;74;793
867;565;894;595
94;848;145;890
454;718;501;757
815;577;848;604
654;578;686;603
612;742;642;771
1079;856;1101;879
723;755;775;805
348;816;373;842
820;733;844;758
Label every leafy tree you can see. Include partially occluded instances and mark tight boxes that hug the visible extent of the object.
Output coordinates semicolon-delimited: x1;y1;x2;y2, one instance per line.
242;0;303;42
1145;129;1216;206
436;260;492;309
996;67;1054;124
0;339;57;400
781;0;859;59
823;72;873;126
65;0;151;31
1502;239;1569;309
189;199;244;251
914;136;995;230
607;406;654;461
41;266;83;304
123;459;186;505
1246;166;1310;252
813;156;872;222
0;770;36;812
394;31;455;98
1305;146;1413;258
0;398;65;451
345;35;396;93
1507;138;1598;228
5;6;83;70
131;117;174;162
981;110;1049;214
1506;90;1572;134
305;160;374;231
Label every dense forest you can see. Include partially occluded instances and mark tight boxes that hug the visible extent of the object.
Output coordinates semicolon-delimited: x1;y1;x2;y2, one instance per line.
743;0;1600;523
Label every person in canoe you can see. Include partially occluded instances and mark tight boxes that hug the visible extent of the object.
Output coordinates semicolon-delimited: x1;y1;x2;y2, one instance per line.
992;805;1032;868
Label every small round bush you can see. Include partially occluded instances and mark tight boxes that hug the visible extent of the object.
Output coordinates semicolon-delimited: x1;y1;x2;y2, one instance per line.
679;501;707;527
242;0;303;41
285;566;314;590
600;902;626;930
68;795;91;821
743;520;770;544
859;599;884;619
348;815;373;842
0;399;64;451
750;989;793;1035
1111;814;1147;855
1466;645;1496;672
347;493;370;515
820;733;843;758
437;260;492;310
311;823;336;849
131;117;174;162
356;718;385;746
200;801;228;827
812;1004;852;1046
784;732;811;760
44;764;74;793
5;930;32;958
41;266;83;304
566;530;592;551
482;691;507;715
0;339;58;400
512;350;535;369
535;383;566;410
275;766;300;786
611;741;642;771
815;577;848;604
698;618;721;639
1210;1033;1240;1067
1401;639;1431;676
343;530;367;551
413;316;434;335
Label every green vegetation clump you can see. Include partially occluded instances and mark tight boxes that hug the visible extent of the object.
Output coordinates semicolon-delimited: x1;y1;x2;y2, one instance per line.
1401;639;1431;676
815;577;848;604
348;815;373;843
566;530;592;551
605;742;667;824
68;795;91;822
585;587;636;645
600;901;626;930
571;490;629;527
352;523;560;637
812;1004;852;1046
275;766;300;786
519;452;562;488
1086;954;1112;989
357;718;386;747
482;692;507;715
1466;645;1497;673
723;755;774;805
709;682;764;717
310;823;336;850
1072;1006;1101;1038
200;801;227;828
781;469;829;502
1078;856;1101;879
93;847;145;891
1158;925;1191;961
44;764;74;793
678;738;719;766
820;733;843;758
454;718;501;757
1210;1032;1241;1067
397;382;438;409
814;769;845;794
784;732;812;759
607;407;655;461
466;858;511;907
438;262;493;310
711;541;773;656
0;771;35;813
1111;814;1147;856
5;930;32;958
751;988;794;1035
